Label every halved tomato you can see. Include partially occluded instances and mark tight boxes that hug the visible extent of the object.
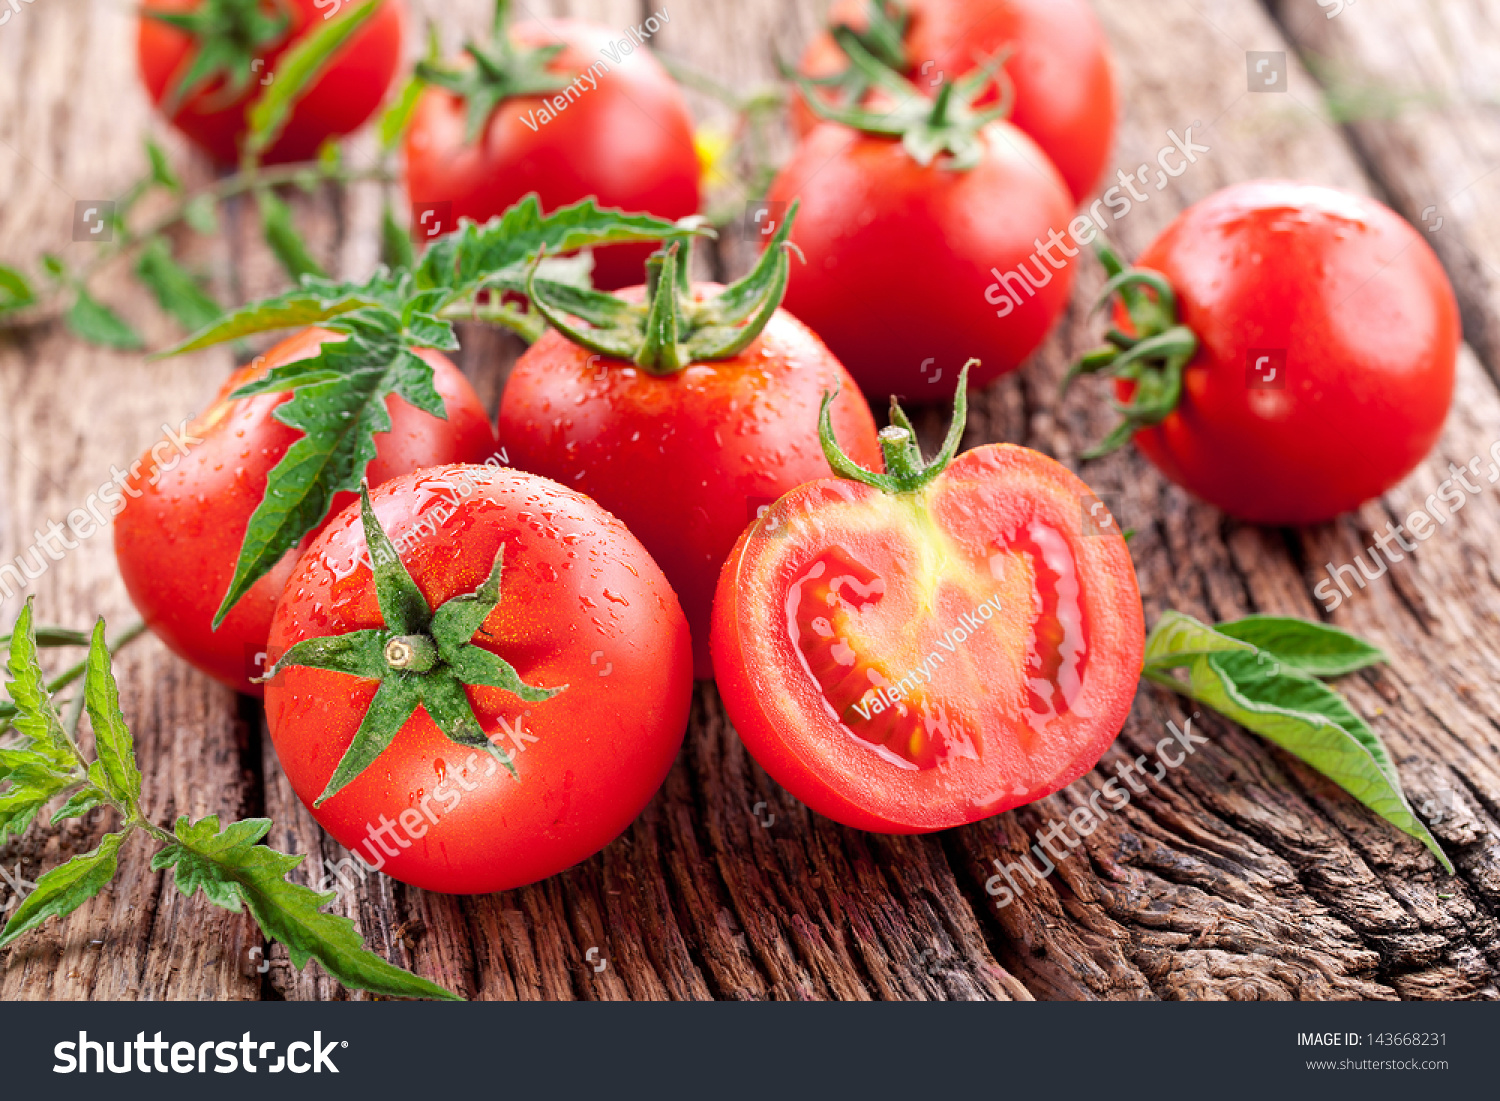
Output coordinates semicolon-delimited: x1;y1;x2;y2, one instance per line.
710;367;1144;832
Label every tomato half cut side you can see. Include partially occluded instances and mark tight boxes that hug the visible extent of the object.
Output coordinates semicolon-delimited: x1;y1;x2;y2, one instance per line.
712;375;1144;833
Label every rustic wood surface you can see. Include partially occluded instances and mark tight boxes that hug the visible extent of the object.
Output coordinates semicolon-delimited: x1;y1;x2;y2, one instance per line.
3;0;1500;1000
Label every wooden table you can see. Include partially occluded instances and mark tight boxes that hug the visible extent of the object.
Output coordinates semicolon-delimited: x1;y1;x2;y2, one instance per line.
3;0;1500;1001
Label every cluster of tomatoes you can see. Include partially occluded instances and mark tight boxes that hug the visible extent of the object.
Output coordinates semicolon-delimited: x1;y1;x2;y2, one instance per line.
119;0;1457;895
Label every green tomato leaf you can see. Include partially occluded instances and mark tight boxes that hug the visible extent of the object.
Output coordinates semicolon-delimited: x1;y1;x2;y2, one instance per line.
256;188;326;282
134;236;223;334
377;75;426;152
0;832;124;948
145;137;182;193
211;327;446;625
154;815;461;1000
416;193;690;297
245;0;382;158
156;271;409;356
4;600;76;768
83;620;142;806
1215;615;1388;678
0;772;75;843
1143;609;1258;669
0;264;36;313
1144;612;1451;873
66;288;144;351
50;784;111;825
183;193;221;235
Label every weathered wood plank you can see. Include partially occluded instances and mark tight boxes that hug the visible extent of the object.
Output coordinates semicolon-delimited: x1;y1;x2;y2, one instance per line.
1268;0;1500;386
0;0;257;999
7;0;1500;1003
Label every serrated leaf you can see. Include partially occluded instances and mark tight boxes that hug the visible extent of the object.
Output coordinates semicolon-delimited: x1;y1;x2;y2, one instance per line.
0;772;75;843
256;188;326;281
157;815;459;1000
83;620;142;805
158;271;407;355
212;332;447;624
1215;615;1388;678
0;264;36;313
0;747;59;785
415;194;688;296
183;193;220;235
145;137;182;193
4;601;75;766
246;0;382;157
66;288;144;351
134;236;223;334
50;784;110;825
0;832;123;947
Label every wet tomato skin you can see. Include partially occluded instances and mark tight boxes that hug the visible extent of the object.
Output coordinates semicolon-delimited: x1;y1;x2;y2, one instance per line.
711;443;1144;833
497;293;883;679
768;120;1076;398
264;466;694;895
113;327;495;697
138;0;406;165
794;0;1118;203
1119;181;1459;524
403;18;700;291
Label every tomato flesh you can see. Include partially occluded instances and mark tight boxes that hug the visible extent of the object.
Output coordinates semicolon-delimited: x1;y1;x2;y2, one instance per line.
712;445;1143;833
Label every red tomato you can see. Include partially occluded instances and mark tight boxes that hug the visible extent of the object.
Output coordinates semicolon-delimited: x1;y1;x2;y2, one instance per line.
497;291;883;680
264;466;693;894
404;18;700;291
114;327;495;696
768;120;1076;398
712;424;1143;833
138;0;406;166
794;0;1117;202
1103;181;1458;524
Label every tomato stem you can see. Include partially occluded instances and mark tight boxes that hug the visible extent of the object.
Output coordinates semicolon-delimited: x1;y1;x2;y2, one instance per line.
1064;245;1200;460
385;635;438;673
525;205;800;375
416;0;575;145
786;19;1015;171
818;360;977;494
267;485;561;805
